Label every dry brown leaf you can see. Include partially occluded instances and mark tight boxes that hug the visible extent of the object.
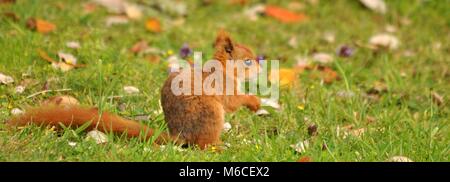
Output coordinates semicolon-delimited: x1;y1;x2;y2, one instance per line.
431;91;444;106
26;18;56;34
0;0;15;4
3;12;19;21
38;49;57;63
130;40;149;54
265;5;308;23
146;55;160;64
83;3;97;13
297;156;312;162
146;18;162;33
307;124;318;136
321;67;339;84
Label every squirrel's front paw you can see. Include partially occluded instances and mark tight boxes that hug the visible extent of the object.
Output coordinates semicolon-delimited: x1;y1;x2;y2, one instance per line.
246;96;261;112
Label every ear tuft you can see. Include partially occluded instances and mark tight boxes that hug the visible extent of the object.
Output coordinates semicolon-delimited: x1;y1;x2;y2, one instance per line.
214;29;234;53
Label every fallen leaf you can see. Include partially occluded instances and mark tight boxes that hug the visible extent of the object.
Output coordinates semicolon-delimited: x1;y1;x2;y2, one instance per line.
270;68;297;87
42;95;79;106
52;62;74;72
230;0;248;6
145;18;162;33
93;0;126;13
223;122;232;132
3;12;19;21
151;0;187;17
297;156;312;162
105;15;129;26
243;4;265;21
26;18;56;34
133;115;150;121
400;17;412;26
124;3;142;20
320;66;339;84
11;108;24;115
66;41;81;49
38;49;57;64
0;73;14;84
130;40;149;54
366;116;376;124
312;52;333;64
14;85;25;94
369;33;400;50
83;3;97;13
68;141;77;147
387;156;413;162
265;5;308;23
431;91;444;106
385;24;397;33
123;86;139;94
288;1;305;11
146;55;161;64
295;56;312;70
0;0;15;4
307;124;318;136
58;52;77;65
336;90;355;99
85;130;108;144
360;0;387;14
290;140;309;153
171;17;185;27
256;109;270;116
367;81;388;95
288;36;298;48
336;125;366;139
260;98;281;109
322;31;335;43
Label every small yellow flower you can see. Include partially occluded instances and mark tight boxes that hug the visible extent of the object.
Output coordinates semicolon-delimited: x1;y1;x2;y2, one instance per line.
255;144;260;150
211;146;217;152
167;49;174;56
7;104;13;109
297;104;305;110
310;85;315;89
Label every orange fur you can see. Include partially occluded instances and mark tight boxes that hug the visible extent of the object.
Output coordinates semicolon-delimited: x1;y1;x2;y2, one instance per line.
7;105;170;144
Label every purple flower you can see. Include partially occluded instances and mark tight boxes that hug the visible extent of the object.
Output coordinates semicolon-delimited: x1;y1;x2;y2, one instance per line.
256;55;265;64
179;43;192;59
337;45;354;57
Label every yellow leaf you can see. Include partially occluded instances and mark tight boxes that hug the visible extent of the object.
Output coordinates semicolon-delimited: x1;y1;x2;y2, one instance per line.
270;68;297;87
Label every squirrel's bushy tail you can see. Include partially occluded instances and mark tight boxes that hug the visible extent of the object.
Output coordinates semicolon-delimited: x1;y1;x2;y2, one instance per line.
6;105;170;144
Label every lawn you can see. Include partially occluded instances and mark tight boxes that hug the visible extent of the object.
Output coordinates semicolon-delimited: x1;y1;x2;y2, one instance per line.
0;0;448;161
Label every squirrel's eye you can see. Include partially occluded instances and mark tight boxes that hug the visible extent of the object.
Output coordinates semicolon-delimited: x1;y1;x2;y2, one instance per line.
244;59;252;66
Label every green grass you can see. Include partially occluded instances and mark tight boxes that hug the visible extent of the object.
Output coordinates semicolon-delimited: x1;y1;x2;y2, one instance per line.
0;0;448;161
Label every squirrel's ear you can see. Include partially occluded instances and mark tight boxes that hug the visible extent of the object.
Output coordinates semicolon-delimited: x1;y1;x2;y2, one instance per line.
214;29;234;54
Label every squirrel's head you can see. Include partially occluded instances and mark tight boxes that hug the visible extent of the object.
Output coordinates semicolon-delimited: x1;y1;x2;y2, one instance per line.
213;30;261;81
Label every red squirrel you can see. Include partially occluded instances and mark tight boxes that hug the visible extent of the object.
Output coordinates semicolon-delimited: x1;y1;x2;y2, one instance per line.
6;30;261;149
